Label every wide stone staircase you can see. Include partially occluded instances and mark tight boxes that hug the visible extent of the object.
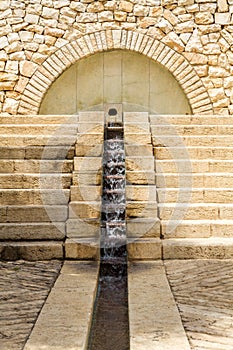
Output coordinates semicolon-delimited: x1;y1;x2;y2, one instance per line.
0;115;78;260
151;114;233;258
1;112;233;260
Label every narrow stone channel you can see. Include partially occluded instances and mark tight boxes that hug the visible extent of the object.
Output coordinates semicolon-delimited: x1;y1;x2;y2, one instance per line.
88;111;130;350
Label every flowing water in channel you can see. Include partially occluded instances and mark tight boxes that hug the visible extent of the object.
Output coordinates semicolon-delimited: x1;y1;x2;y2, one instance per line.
88;123;130;350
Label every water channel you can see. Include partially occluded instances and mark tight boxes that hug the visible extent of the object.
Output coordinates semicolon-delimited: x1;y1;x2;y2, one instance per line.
88;110;130;350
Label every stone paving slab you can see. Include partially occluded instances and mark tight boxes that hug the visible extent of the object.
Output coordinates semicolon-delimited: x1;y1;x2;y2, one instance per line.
24;261;99;350
165;260;233;350
2;259;233;350
128;261;191;350
0;260;62;350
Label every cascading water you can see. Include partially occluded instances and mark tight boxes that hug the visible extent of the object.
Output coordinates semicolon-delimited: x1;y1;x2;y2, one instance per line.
88;115;129;350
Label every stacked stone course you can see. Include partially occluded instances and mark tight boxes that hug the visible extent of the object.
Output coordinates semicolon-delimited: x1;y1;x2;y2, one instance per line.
0;0;233;114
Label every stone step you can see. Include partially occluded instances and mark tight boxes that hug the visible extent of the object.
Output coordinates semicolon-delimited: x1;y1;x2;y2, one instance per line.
65;238;99;259
0;146;75;159
157;188;233;204
0;174;72;189
77;122;104;133
156;173;233;188
124;123;150;133
0;189;70;205
127;238;161;259
161;219;233;239
151;124;233;136
72;171;102;186
0;135;77;147
163;237;233;259
0;223;65;240
70;185;101;202
69;201;101;219
125;132;152;144
0;125;78;135
156;159;233;173
75;143;103;157
0;241;63;260
126;185;157;201
126;156;154;171
127;218;160;238
155;146;233;160
125;143;153;157
152;135;233;147
0;205;68;222
126;201;158;218
0;160;73;173
0;115;78;124
150;114;233;125
74;157;102;172
66;218;100;238
126;170;155;185
159;203;219;220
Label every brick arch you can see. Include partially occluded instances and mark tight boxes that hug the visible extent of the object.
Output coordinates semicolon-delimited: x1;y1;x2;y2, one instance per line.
18;29;213;115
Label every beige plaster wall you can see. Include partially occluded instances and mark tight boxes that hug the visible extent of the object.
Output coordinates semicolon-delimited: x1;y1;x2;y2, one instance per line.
39;50;191;115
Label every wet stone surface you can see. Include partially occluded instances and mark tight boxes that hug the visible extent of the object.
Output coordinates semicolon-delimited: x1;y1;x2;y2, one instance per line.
0;260;62;350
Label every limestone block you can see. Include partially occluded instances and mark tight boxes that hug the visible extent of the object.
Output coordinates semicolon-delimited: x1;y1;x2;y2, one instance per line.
125;133;152;144
0;36;8;49
161;220;211;238
6;205;68;222
24;261;98;348
69;201;101;219
215;12;231;24
124;123;150;133
126;201;158;218
195;12;214;24
87;2;104;12
75;144;103;157
70;185;101;202
127;218;160;238
0;241;63;261
157;173;203;188
0;223;65;240
126;157;154;172
76;133;104;145
163;238;233;259
126;185;157;202
73;171;102;186
98;11;113;22
119;1;133;12
25;13;39;24
126;171;155;185
220;206;233;219
0;189;70;205
114;11;127;21
66;218;100;237
65;238;100;259
20;60;38;78
134;5;149;17
204;189;233;203
159;204;219;221
204;174;233;188
157;188;204;204
125;144;153;157
127;238;162;259
74;157;102;172
2;98;19;114
211;220;233;237
163;32;185;52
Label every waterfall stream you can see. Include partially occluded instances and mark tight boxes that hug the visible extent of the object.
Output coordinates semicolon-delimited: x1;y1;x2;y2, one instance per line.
88;120;129;350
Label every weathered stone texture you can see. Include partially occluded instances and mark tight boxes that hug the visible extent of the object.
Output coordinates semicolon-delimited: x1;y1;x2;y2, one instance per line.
1;0;233;113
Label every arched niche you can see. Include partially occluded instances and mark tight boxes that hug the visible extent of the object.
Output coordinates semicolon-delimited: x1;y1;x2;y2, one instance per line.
39;50;191;115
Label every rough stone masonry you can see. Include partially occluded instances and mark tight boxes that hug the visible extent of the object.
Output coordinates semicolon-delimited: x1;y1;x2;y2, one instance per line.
1;0;233;115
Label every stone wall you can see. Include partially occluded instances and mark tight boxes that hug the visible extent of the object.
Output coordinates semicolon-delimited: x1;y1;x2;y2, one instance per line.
1;0;233;115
